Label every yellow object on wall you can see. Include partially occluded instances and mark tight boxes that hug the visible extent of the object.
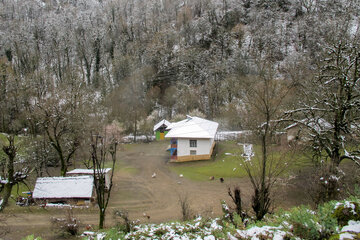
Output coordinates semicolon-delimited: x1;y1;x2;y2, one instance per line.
160;132;165;140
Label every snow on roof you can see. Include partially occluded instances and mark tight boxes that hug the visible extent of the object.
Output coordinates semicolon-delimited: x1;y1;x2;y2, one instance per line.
153;119;171;131
66;168;112;175
166;118;189;130
285;118;332;132
32;176;94;199
165;116;218;139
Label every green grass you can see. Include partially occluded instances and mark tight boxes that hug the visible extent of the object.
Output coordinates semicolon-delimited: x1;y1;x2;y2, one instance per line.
170;141;248;181
170;141;313;181
103;157;137;175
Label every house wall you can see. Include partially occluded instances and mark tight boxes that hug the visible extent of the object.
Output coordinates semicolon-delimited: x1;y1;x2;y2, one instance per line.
177;138;212;156
174;141;216;162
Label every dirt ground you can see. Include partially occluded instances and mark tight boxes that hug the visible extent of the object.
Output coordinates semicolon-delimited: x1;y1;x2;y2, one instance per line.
0;141;310;240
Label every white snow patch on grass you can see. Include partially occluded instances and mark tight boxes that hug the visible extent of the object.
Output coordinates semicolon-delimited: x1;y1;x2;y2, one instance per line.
342;220;360;233
339;232;355;240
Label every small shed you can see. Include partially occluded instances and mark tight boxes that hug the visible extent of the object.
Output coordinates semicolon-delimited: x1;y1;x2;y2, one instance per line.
66;168;112;190
153;119;171;140
284;118;332;143
32;176;94;206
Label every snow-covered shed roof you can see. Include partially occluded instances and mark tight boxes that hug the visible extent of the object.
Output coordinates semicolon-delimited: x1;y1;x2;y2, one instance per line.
153;119;171;131
66;168;112;175
285;118;332;133
165;116;218;139
166;118;189;130
32;176;94;199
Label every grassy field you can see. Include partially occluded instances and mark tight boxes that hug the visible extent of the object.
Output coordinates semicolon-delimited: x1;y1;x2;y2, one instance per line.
170;141;313;181
170;141;247;181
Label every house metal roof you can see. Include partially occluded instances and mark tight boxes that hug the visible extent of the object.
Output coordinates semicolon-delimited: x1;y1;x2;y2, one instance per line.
32;176;94;199
153;119;171;131
165;116;218;139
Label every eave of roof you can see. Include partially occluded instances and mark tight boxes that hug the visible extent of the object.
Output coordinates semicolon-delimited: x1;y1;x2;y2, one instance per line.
165;116;218;139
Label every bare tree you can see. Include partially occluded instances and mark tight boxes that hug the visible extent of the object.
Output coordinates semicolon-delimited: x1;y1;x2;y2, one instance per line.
286;36;360;203
240;63;294;220
89;133;118;229
178;193;193;221
0;136;28;211
36;81;91;176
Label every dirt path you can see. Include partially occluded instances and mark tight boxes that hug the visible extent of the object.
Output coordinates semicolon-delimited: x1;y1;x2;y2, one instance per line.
0;141;253;239
109;141;253;222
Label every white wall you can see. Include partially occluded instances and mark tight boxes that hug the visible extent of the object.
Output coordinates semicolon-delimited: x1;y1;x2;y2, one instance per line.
177;138;213;156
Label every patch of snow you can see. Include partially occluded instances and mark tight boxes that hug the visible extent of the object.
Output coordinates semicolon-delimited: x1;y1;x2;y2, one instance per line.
96;232;106;240
216;131;252;141
204;235;215;240
335;202;358;215
342;220;360;233
45;203;71;208
235;225;290;240
227;232;238;240
339;232;355;240
210;219;222;231
81;231;95;236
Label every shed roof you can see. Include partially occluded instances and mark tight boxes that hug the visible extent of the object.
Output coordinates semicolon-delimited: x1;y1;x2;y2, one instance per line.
153;119;171;131
166;117;189;130
32;176;94;199
165;116;218;139
285;118;332;133
66;168;112;175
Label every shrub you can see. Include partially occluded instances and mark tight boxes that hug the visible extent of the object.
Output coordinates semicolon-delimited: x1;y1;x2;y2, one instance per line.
113;209;139;233
332;201;360;226
285;206;322;239
51;208;80;236
21;235;43;240
317;201;338;238
179;194;193;221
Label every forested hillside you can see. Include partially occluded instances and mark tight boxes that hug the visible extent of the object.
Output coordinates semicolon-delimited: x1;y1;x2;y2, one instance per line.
1;0;359;133
0;2;359;238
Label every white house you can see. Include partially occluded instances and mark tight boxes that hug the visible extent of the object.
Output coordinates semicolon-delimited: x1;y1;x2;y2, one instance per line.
165;116;218;162
32;176;94;205
66;168;112;190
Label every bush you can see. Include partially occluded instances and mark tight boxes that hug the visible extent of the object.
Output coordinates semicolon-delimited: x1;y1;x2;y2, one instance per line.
284;206;322;239
51;208;80;236
317;201;338;238
332;201;360;226
22;235;43;240
113;209;139;233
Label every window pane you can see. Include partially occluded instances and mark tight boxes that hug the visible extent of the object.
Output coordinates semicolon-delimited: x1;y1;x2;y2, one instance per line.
190;150;196;155
190;140;197;147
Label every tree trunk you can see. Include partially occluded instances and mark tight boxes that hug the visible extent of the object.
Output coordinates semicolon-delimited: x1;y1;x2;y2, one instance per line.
60;162;67;177
99;208;105;229
134;115;137;143
0;183;13;211
1;136;16;212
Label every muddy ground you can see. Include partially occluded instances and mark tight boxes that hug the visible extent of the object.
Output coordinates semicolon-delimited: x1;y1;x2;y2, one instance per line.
0;141;310;240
